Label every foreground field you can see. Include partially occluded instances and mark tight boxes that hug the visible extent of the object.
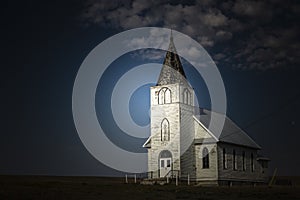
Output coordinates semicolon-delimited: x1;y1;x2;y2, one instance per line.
0;175;299;200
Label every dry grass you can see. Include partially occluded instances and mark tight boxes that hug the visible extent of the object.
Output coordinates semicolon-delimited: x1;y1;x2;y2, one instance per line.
0;175;299;200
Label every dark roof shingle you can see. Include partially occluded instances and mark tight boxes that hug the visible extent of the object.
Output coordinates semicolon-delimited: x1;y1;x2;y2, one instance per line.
194;109;261;149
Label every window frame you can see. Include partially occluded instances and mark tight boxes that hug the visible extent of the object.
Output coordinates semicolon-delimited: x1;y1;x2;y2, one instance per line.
161;118;170;141
202;147;210;169
233;149;237;171
158;87;172;105
223;148;227;169
242;151;246;171
251;153;255;172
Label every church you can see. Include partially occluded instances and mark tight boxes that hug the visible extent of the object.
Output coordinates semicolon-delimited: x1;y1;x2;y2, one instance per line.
142;32;270;185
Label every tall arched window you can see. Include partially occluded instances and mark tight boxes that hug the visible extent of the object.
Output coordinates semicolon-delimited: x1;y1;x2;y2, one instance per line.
158;89;164;105
183;88;191;105
161;118;170;141
165;88;171;104
202;147;209;169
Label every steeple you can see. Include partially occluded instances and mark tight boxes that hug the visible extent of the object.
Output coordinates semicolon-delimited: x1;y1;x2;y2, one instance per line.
157;30;187;86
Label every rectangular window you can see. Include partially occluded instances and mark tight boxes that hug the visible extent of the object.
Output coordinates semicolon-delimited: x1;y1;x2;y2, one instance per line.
223;148;227;169
242;151;246;171
251;153;254;172
167;160;171;167
233;149;237;170
161;160;164;168
263;161;268;168
202;147;209;169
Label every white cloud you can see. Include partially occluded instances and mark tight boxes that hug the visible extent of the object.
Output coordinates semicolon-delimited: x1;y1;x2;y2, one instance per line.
199;36;214;47
81;0;233;48
216;30;232;41
124;29;169;50
202;9;228;27
130;49;165;61
80;0;300;71
213;53;226;60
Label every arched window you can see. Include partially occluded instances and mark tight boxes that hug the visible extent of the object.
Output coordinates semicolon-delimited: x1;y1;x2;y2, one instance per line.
202;147;209;169
158;89;164;105
158;87;172;104
165;88;171;104
161;118;170;141
183;88;191;105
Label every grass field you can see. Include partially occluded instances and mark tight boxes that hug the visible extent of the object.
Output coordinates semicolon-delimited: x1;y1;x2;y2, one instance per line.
0;175;299;200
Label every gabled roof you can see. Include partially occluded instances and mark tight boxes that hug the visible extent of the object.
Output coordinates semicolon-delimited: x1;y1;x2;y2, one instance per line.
193;115;219;143
194;109;261;149
157;30;187;86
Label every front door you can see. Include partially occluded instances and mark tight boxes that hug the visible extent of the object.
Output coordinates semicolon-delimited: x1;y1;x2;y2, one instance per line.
159;158;172;177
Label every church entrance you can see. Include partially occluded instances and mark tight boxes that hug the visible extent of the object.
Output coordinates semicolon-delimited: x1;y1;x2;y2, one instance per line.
159;150;172;178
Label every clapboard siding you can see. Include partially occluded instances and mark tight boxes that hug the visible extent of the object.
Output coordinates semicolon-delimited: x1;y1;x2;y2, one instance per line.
179;99;195;178
180;144;196;179
146;82;268;183
148;84;183;178
195;144;218;180
217;143;267;182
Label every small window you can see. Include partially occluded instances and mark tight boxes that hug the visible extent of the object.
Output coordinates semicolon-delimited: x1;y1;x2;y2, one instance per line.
202;147;209;169
233;149;237;170
262;161;268;168
251;153;254;172
161;160;164;168
167;160;171;167
223;148;227;169
242;151;246;171
183;88;191;105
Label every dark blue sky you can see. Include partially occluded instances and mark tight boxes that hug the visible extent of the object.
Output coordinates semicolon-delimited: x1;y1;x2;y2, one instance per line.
2;0;300;176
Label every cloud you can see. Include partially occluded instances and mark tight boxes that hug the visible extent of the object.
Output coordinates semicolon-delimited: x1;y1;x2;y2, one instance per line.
213;53;226;61
216;30;232;41
80;0;300;71
130;49;165;61
233;0;265;16
81;1;232;47
202;9;228;27
198;36;214;47
124;28;169;50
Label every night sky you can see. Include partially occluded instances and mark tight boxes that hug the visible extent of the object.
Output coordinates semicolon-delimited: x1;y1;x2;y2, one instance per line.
2;0;300;176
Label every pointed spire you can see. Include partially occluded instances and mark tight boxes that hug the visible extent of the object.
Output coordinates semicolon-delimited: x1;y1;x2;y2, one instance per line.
167;29;177;54
157;30;187;86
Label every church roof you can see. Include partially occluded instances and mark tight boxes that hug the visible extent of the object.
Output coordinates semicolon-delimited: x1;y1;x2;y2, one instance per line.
157;31;187;86
194;109;261;149
143;31;260;150
143;109;261;149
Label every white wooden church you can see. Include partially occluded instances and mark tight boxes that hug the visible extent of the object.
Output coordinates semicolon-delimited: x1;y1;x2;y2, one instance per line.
142;32;270;185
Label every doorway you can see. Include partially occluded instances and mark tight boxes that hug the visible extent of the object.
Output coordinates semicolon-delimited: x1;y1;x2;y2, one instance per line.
159;150;172;177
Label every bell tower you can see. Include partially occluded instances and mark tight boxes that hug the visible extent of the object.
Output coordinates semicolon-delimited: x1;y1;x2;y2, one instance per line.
143;31;195;178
